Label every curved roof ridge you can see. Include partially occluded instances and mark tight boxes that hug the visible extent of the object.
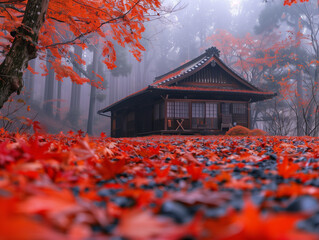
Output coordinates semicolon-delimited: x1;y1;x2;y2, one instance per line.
212;57;260;91
153;46;220;84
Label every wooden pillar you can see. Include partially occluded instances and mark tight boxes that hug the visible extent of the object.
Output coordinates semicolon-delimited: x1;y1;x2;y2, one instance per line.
247;102;251;129
111;112;114;137
189;101;192;129
164;98;167;130
218;102;221;129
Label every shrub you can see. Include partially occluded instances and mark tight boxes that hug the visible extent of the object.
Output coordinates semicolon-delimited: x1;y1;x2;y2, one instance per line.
226;126;269;136
226;125;250;136
250;129;268;136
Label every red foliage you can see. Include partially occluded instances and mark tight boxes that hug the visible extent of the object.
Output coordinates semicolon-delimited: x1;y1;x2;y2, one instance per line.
226;126;268;136
226;125;251;136
206;29;305;105
284;0;309;6
0;0;162;87
250;129;268;136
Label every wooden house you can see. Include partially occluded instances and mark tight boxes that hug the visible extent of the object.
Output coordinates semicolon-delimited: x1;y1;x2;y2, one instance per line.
98;47;275;137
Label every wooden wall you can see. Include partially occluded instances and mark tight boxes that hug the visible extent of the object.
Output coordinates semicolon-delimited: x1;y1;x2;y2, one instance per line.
111;99;249;137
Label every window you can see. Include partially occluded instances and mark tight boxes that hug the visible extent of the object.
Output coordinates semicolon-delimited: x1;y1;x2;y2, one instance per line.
167;101;175;118
206;103;217;118
191;102;218;129
167;101;189;118
233;103;246;114
221;103;230;115
192;103;205;118
175;102;189;118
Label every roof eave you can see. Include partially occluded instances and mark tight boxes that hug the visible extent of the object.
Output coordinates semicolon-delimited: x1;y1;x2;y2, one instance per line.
97;86;150;114
149;86;276;102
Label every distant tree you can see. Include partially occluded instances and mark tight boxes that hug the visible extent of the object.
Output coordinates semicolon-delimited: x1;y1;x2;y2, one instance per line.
108;44;133;103
258;1;319;136
207;29;301;134
0;0;163;109
87;46;99;135
43;50;55;117
67;46;83;125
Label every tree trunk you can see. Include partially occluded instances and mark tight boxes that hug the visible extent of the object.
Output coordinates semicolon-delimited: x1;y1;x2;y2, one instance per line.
56;80;62;120
87;47;98;135
0;0;50;109
135;61;141;92
313;66;319;136
142;50;152;86
306;67;319;136
108;74;115;104
114;76;119;101
296;70;304;136
250;103;260;129
43;50;55;117
68;46;83;126
24;59;35;102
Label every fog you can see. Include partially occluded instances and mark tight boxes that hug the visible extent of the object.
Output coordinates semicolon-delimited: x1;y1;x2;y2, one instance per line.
2;0;319;136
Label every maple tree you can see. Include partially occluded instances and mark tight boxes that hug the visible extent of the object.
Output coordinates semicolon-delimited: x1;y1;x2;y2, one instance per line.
0;0;162;109
206;29;302;135
260;1;319;136
207;0;319;137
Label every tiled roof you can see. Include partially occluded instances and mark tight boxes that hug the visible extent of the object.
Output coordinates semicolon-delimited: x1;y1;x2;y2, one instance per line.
152;55;213;86
152;47;222;86
151;47;260;92
98;47;276;113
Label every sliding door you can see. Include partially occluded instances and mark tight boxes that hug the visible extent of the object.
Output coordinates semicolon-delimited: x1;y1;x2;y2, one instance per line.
192;102;218;129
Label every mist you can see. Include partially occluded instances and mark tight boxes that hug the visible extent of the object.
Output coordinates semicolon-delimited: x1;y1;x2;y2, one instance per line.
2;0;318;136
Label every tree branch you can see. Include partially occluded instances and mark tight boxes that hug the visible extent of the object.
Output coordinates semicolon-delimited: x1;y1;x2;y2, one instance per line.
43;0;142;48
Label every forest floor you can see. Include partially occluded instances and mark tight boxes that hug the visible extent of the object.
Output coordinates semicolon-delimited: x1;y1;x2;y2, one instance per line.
0;132;319;239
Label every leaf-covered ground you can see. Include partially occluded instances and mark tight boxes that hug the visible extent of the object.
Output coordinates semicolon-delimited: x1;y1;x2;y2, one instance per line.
1;131;319;239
